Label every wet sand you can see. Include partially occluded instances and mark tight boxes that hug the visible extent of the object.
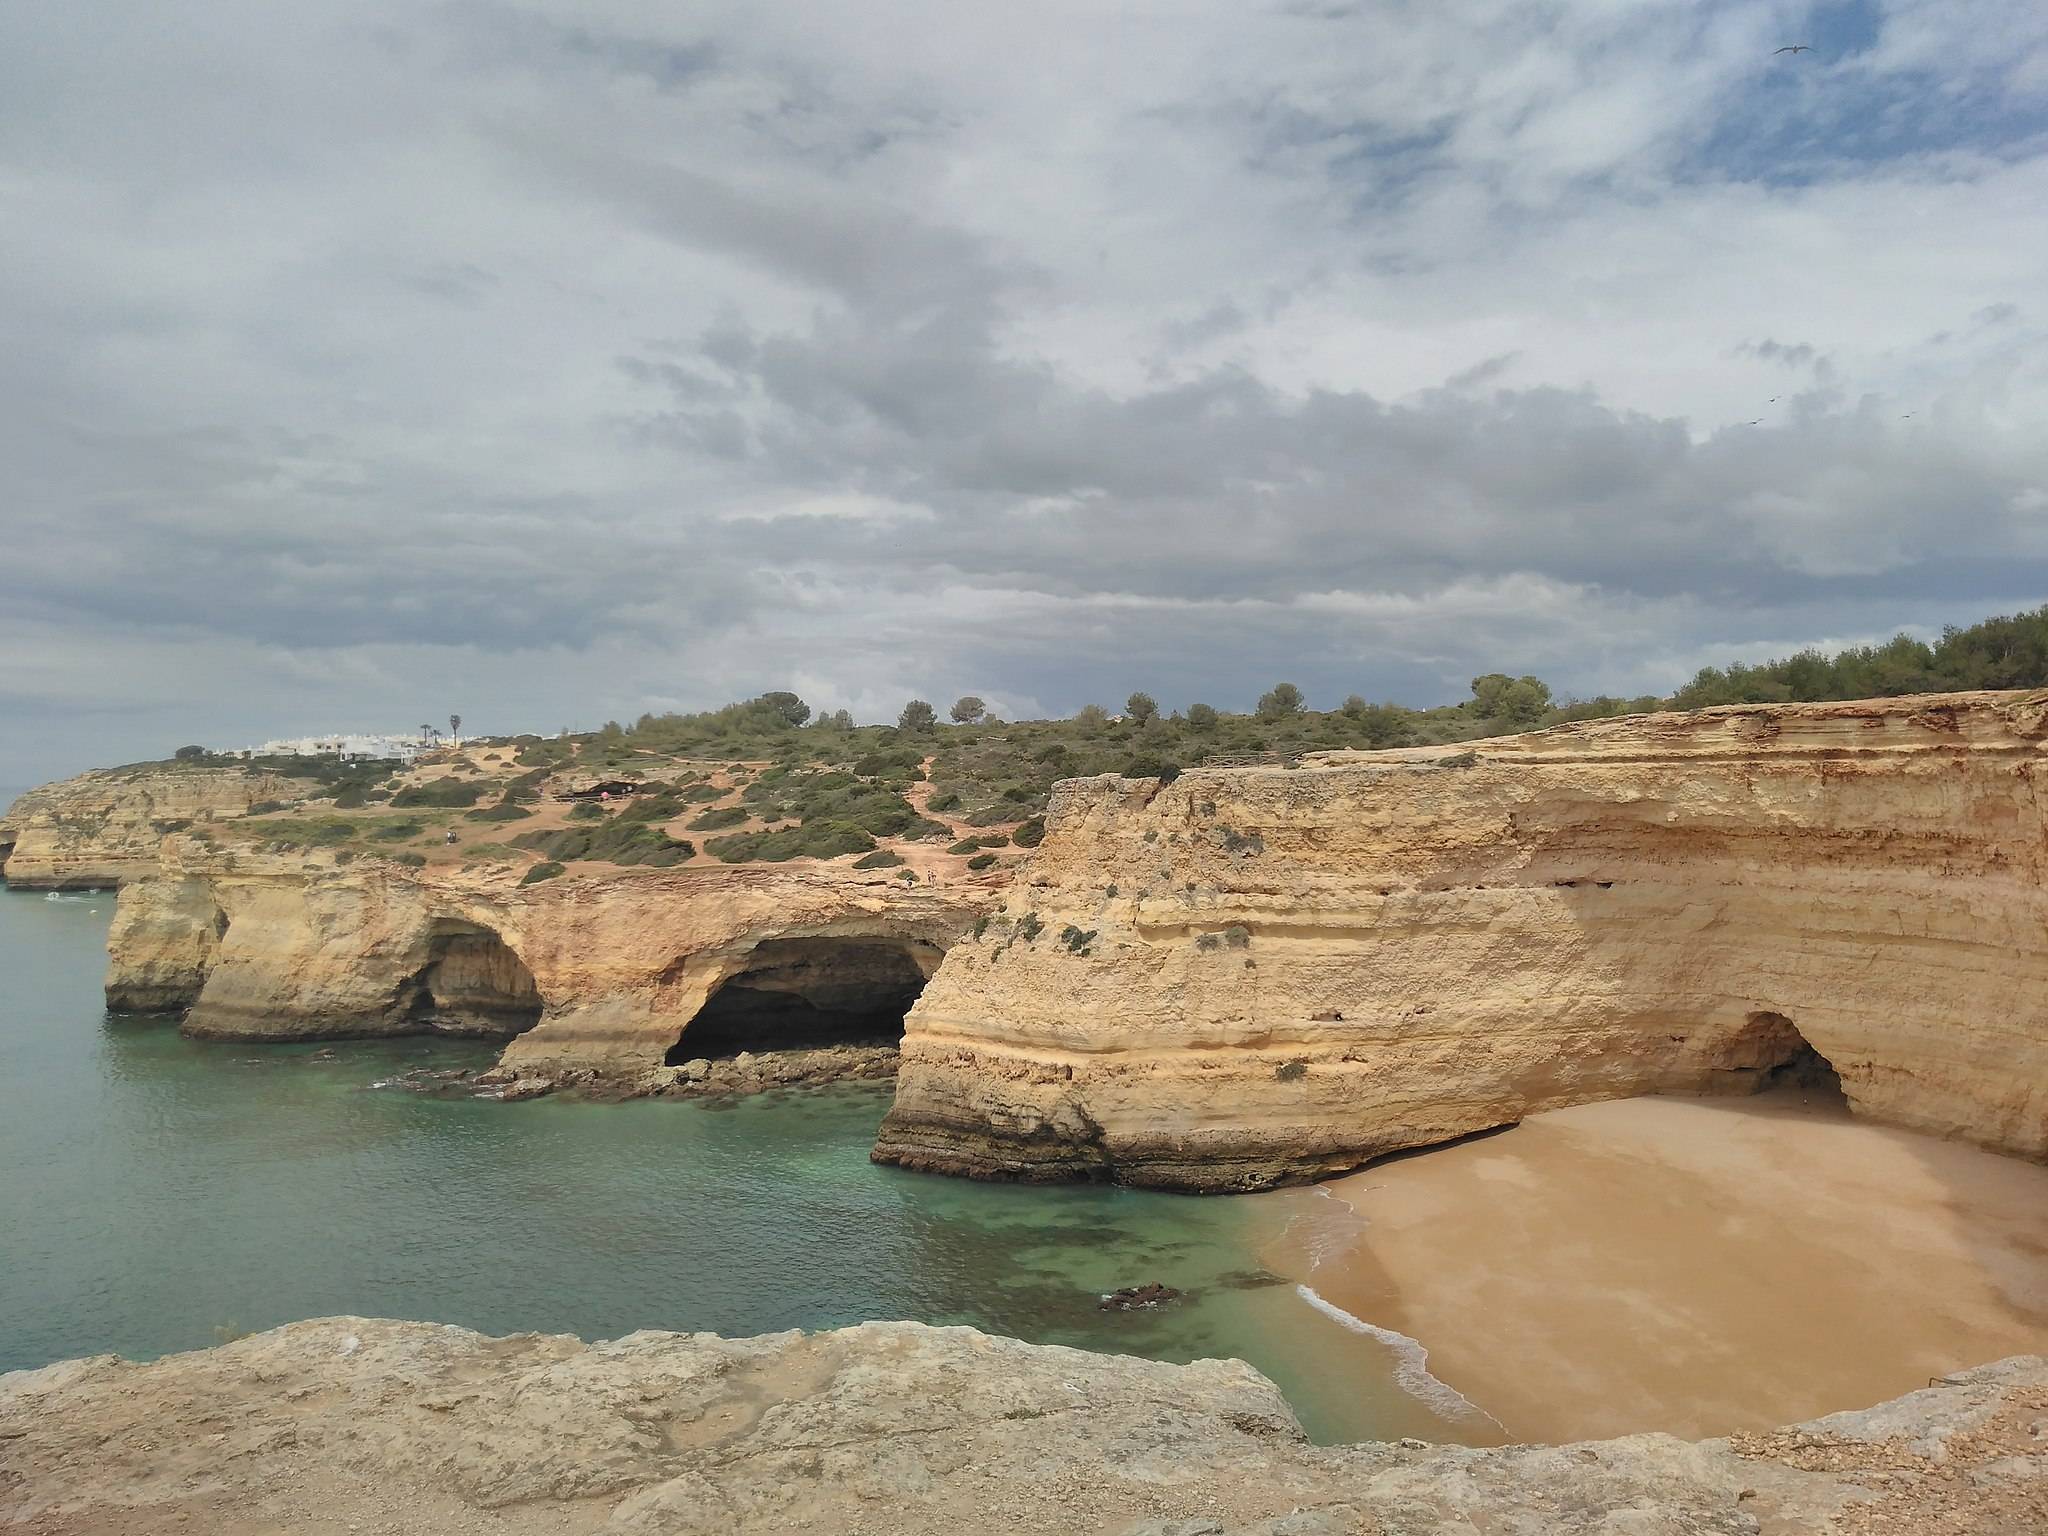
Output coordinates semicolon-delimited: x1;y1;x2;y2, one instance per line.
1264;1089;2048;1444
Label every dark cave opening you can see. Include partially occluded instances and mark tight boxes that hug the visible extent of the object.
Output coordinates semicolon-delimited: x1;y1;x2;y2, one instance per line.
401;923;543;1038
1740;1011;1844;1101
664;937;937;1064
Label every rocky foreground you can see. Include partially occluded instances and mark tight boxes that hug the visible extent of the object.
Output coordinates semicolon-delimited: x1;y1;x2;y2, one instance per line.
1;1320;2041;1535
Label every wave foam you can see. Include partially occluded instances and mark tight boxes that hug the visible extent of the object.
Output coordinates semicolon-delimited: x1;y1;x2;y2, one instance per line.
1295;1284;1505;1430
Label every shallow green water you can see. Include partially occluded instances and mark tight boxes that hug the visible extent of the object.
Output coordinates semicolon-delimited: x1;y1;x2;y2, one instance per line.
0;883;1446;1442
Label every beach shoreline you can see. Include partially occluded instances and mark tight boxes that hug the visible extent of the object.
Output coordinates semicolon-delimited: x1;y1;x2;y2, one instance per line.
1260;1088;2048;1444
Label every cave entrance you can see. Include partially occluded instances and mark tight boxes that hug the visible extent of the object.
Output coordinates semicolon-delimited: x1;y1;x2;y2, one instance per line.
665;937;938;1063
402;922;543;1038
1736;1011;1844;1101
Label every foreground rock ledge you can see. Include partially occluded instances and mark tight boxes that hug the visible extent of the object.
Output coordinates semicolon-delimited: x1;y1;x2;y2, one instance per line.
2;1320;2041;1535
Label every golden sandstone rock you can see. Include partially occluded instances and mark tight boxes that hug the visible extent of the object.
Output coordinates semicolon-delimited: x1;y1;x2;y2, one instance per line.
105;847;984;1072
874;691;2048;1188
0;766;301;891
15;691;2048;1177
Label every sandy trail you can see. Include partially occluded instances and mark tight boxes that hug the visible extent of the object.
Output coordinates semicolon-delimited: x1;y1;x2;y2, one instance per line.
1264;1088;2048;1444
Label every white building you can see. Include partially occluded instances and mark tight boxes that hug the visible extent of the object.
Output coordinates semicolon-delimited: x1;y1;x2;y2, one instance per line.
244;732;431;763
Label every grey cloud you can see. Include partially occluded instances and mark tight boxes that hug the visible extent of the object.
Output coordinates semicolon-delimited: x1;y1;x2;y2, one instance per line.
1;0;2045;784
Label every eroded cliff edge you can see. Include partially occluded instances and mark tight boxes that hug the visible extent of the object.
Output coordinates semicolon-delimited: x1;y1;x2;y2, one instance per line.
875;691;2048;1189
0;766;302;890
106;836;990;1086
3;1318;2041;1535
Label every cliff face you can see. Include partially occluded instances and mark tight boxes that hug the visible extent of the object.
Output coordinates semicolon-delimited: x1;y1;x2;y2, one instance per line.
0;766;305;890
108;837;989;1080
875;692;2048;1189
4;1317;2041;1535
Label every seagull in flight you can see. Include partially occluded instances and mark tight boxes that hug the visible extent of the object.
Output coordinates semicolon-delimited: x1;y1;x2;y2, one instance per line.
1774;44;1813;54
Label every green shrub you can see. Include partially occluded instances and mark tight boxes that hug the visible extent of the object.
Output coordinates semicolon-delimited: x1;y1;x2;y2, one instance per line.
617;794;685;824
1121;757;1180;783
688;805;748;831
927;791;961;812
245;800;288;816
567;801;607;821
389;851;427;868
504;769;548;803
370;820;425;842
966;852;997;871
704;819;875;864
1012;817;1046;848
465;803;532;822
391;780;484;808
947;837;984;855
519;861;566;885
853;849;905;869
510;820;694;868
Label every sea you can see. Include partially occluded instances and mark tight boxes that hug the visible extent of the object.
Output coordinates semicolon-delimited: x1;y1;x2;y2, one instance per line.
0;872;1466;1444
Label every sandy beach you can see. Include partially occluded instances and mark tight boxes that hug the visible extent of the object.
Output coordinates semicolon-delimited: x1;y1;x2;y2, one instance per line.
1265;1088;2048;1444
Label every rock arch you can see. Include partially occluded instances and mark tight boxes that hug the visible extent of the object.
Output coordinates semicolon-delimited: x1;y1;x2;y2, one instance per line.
400;919;544;1038
665;935;943;1065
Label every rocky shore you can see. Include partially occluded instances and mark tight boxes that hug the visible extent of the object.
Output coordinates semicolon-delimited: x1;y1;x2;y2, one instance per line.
2;1318;2041;1534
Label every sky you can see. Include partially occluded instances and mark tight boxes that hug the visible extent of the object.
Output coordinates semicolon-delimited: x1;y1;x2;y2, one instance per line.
3;0;2045;785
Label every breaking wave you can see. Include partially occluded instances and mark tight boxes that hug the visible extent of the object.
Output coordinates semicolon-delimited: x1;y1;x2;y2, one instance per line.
1294;1284;1505;1430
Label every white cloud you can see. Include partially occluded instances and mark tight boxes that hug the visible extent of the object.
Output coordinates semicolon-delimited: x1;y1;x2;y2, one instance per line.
1;0;2045;783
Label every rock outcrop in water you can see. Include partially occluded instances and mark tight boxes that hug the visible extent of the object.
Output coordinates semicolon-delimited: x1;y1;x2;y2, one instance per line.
0;766;304;890
875;692;2048;1189
2;1317;2040;1534
107;836;988;1085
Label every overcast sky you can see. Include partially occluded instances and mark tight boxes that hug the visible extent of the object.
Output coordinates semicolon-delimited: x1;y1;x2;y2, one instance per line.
3;1;2045;785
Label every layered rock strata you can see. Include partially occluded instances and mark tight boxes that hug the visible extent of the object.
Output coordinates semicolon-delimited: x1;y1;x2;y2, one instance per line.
2;1318;2041;1534
876;692;2048;1189
0;766;304;890
107;837;987;1084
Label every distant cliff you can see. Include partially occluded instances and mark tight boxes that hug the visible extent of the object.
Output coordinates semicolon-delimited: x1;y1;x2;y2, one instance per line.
876;691;2048;1188
106;836;988;1090
0;766;307;890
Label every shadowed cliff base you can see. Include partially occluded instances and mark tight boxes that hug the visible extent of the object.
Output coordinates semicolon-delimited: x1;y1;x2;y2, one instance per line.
1264;1088;2048;1445
664;937;932;1063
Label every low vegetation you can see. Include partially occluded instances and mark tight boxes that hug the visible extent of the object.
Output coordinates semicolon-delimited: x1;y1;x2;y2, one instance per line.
152;602;2048;879
510;819;693;868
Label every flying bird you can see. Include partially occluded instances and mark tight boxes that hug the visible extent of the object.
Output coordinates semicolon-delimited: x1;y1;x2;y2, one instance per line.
1774;44;1813;54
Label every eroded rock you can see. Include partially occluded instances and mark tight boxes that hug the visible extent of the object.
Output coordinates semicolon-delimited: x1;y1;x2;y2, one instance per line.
1;1318;2039;1535
877;691;2048;1188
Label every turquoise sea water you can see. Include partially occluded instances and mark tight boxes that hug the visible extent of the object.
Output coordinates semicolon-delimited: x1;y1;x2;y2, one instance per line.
0;881;1454;1443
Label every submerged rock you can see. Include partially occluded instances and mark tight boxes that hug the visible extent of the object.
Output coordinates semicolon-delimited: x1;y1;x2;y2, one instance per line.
1100;1283;1182;1311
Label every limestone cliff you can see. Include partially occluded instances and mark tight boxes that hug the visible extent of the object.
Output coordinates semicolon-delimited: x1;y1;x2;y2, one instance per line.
3;1317;2040;1534
876;691;2048;1189
107;836;989;1081
0;765;306;890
